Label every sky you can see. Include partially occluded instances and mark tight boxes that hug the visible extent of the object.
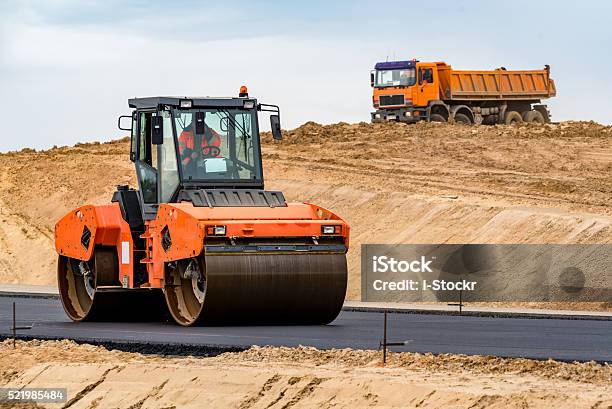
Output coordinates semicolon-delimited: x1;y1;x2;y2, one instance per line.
0;0;611;151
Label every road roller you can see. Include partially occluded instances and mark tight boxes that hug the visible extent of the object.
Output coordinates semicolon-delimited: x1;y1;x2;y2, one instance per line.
55;90;349;325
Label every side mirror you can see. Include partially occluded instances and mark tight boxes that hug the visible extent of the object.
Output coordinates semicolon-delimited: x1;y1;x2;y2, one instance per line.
151;116;163;144
195;111;205;135
118;115;132;131
370;71;375;87
220;116;230;133
270;115;282;140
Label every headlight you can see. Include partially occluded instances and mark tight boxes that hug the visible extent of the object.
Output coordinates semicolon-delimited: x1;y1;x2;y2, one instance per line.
180;99;193;109
243;100;255;109
404;111;412;117
321;225;341;235
375;114;381;119
206;225;226;236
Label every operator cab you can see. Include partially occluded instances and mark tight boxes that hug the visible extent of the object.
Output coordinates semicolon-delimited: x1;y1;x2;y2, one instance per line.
117;92;283;221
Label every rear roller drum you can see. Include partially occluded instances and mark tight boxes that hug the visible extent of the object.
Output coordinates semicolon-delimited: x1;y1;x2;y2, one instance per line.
58;249;116;321
58;249;167;322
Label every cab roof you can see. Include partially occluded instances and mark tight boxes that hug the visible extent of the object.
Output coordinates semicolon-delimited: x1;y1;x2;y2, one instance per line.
374;60;418;70
128;96;255;109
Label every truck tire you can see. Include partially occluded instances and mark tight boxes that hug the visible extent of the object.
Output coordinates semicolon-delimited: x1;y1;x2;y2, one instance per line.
504;111;523;125
430;114;447;123
523;110;545;124
521;111;531;122
454;113;472;125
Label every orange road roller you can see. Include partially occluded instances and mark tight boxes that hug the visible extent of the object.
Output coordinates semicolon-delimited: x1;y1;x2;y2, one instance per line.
55;90;349;325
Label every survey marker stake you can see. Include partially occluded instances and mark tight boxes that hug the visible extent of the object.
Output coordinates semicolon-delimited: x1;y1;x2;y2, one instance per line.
447;288;463;315
380;310;412;365
12;302;32;348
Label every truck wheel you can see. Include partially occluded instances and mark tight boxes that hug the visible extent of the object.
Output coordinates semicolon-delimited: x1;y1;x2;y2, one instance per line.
523;110;545;124
454;113;472;125
430;114;447;123
521;111;531;121
504;111;523;125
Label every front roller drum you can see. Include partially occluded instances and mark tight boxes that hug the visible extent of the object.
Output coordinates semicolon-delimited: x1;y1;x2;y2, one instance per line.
58;249;167;322
164;253;348;326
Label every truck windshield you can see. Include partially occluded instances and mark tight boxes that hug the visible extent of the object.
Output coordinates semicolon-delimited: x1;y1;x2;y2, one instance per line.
173;108;262;183
375;68;416;87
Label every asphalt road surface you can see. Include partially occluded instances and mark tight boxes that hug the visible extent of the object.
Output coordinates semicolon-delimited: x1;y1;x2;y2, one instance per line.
1;295;610;362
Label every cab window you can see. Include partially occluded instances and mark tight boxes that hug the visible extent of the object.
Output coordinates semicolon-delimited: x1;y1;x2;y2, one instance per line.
136;111;158;204
159;110;179;202
419;68;434;85
138;112;156;166
137;163;157;203
130;114;137;161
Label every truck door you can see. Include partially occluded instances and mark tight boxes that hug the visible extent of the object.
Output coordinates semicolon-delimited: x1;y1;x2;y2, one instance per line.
415;65;439;107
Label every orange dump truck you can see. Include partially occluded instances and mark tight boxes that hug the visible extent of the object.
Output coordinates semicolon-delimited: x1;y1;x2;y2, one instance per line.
371;60;556;125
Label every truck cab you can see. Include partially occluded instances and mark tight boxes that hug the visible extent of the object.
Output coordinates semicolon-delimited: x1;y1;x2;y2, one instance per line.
371;60;441;123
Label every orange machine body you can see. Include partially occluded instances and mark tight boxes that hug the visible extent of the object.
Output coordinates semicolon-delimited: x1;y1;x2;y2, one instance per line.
55;204;135;287
55;202;350;290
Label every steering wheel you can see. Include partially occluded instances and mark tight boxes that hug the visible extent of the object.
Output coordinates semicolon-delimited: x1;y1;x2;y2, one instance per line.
201;146;221;158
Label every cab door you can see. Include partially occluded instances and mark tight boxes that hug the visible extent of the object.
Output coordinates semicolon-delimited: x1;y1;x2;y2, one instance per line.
135;111;159;220
414;64;439;107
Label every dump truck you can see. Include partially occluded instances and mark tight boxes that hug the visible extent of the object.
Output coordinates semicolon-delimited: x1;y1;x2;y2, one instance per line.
55;89;349;326
371;60;556;125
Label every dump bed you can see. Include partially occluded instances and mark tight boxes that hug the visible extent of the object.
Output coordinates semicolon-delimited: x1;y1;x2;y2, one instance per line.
437;65;556;101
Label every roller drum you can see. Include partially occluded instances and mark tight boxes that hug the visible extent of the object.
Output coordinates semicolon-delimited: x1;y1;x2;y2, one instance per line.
164;253;347;326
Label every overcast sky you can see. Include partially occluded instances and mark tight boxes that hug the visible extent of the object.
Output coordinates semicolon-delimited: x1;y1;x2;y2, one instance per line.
1;0;611;151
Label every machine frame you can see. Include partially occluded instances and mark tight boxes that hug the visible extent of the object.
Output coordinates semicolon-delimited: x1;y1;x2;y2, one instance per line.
55;93;349;326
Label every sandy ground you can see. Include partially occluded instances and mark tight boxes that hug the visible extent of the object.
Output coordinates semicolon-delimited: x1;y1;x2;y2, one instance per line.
0;124;610;408
0;121;610;307
0;339;610;409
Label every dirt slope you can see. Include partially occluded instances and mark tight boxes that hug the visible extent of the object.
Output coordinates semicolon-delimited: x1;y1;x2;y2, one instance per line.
1;340;610;408
0;122;610;303
0;140;133;285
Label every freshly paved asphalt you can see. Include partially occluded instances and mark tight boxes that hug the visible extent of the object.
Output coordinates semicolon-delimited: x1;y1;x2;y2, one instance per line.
1;295;610;362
